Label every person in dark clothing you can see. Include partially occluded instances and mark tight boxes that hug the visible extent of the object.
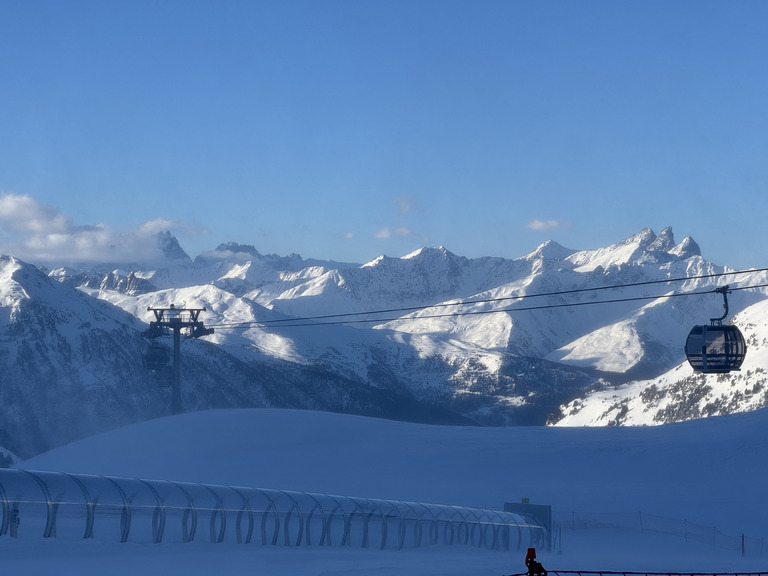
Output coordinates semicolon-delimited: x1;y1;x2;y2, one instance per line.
525;547;547;576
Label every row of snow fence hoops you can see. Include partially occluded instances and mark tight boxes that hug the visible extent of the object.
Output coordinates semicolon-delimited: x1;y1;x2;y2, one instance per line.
0;470;543;550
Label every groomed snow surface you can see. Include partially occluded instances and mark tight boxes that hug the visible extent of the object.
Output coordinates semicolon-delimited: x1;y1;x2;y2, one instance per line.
5;408;768;575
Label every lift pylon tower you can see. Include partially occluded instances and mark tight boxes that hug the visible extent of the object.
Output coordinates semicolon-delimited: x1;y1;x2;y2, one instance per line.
143;304;214;415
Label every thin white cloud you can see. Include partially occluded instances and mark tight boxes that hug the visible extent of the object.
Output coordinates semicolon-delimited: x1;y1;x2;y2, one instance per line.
394;196;416;215
0;193;73;234
527;219;562;232
393;226;412;237
0;193;188;265
375;227;391;239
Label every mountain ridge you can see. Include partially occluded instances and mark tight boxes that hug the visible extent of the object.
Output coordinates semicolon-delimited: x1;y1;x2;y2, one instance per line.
2;226;767;458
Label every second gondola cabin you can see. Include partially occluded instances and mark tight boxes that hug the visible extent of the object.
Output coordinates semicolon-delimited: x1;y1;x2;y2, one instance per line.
685;285;746;374
685;324;746;373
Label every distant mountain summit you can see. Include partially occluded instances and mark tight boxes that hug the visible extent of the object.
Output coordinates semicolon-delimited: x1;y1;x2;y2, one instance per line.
157;231;192;261
2;226;766;458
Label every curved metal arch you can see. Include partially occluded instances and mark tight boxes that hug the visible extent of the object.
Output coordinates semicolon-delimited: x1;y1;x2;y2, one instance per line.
461;506;487;547
360;497;398;550
61;472;96;540
164;481;198;543
339;495;378;548
197;483;227;543
344;495;385;549
0;474;9;536
301;492;329;546
363;496;395;549
229;486;255;544
18;470;57;538
134;478;166;543
447;505;471;545
393;500;425;549
322;494;352;547
433;503;462;546
409;501;441;547
476;508;498;550
244;486;280;545
277;490;304;547
99;475;132;542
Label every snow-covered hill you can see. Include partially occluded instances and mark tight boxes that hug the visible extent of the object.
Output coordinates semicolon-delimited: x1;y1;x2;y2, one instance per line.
12;408;768;574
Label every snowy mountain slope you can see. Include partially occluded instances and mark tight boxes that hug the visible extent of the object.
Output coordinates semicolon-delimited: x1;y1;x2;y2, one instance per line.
550;298;768;426
1;258;475;459
82;280;598;426
4;224;760;455
0;256;166;457
378;228;766;376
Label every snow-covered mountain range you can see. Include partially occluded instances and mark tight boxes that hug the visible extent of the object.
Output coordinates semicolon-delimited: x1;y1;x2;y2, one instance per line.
2;226;767;458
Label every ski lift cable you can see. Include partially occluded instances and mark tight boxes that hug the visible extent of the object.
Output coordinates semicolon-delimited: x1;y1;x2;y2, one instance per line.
238;282;768;329
210;266;768;328
206;277;768;331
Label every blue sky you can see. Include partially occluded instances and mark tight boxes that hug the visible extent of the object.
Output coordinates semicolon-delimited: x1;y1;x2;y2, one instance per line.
0;0;766;268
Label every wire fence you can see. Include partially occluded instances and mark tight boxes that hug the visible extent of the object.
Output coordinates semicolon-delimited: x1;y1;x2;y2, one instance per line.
553;511;767;557
509;570;768;576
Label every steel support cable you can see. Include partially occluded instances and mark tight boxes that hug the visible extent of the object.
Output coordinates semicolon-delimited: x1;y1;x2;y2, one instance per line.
211;267;768;327
208;280;768;331
546;573;768;576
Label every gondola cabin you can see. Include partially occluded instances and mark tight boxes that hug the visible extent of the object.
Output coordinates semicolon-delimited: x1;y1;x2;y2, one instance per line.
142;342;170;371
685;324;746;373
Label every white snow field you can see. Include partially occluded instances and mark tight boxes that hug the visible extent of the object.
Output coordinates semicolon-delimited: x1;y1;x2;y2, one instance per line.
5;407;768;575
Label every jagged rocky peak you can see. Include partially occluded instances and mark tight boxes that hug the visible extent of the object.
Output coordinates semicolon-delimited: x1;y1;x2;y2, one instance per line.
215;242;262;258
669;235;701;260
157;231;191;261
620;226;695;257
648;226;676;252
622;227;658;248
526;240;576;261
401;246;467;267
402;246;452;260
99;270;157;295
